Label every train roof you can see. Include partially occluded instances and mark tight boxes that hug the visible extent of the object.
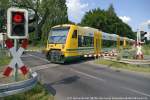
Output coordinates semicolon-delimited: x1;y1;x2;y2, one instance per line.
78;26;99;33
52;24;99;31
102;32;119;41
52;24;73;28
51;24;134;41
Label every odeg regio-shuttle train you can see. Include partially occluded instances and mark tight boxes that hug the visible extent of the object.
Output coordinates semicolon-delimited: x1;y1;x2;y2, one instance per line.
45;24;134;63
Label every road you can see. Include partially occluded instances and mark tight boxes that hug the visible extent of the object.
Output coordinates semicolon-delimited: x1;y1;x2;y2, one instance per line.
22;52;150;100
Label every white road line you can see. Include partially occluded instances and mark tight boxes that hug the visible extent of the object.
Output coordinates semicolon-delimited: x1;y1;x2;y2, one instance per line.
71;68;150;98
28;54;50;63
22;53;150;98
71;68;105;82
21;55;32;57
31;64;59;71
32;65;50;71
123;87;150;97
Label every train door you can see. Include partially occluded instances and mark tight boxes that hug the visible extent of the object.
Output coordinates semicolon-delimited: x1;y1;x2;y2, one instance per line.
117;36;120;50
71;30;78;49
65;25;78;57
123;37;127;49
70;26;78;56
94;32;101;55
99;31;102;53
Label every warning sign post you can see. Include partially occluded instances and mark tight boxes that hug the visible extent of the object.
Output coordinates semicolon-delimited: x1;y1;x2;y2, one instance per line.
3;39;29;80
3;7;29;81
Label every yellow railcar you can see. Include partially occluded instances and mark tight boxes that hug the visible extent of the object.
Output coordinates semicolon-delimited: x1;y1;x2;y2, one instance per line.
45;24;133;63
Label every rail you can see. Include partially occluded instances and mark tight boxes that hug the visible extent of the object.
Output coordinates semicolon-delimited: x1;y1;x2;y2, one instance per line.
104;57;150;65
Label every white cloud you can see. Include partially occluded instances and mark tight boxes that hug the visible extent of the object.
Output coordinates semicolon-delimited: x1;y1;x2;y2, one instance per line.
119;16;131;24
66;0;88;23
147;20;150;24
147;20;150;29
140;20;150;31
142;20;150;26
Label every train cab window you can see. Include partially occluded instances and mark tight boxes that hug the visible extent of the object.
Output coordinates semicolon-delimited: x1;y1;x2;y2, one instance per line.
72;30;77;38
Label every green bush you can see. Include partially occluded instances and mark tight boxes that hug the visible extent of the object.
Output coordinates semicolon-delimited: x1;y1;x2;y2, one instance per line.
143;44;150;55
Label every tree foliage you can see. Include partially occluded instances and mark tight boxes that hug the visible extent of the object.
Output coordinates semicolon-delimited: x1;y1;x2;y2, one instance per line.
81;4;136;39
0;0;9;32
0;0;69;44
14;0;69;41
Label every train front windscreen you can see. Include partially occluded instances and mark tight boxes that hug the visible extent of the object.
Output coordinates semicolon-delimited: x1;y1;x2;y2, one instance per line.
48;27;70;44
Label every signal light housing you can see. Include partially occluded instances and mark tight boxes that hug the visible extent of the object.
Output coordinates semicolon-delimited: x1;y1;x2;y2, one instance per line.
7;8;28;39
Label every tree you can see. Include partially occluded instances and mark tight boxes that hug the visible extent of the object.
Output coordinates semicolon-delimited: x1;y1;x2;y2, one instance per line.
12;0;68;40
107;3;116;16
0;0;10;32
40;0;69;44
81;4;136;39
0;0;69;43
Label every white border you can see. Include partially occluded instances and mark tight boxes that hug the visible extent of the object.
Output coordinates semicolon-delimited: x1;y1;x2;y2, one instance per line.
7;7;28;39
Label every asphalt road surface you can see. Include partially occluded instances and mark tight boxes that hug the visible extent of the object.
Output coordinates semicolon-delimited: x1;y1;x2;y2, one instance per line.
22;52;150;100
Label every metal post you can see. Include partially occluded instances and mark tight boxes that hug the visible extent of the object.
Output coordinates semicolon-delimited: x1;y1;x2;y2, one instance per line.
137;29;140;43
14;39;18;81
1;34;3;49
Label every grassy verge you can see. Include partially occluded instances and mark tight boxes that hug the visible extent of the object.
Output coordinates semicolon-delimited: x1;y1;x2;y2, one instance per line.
28;45;45;51
4;83;54;100
95;59;150;73
0;57;54;100
0;57;11;71
0;49;11;68
0;57;10;66
143;44;150;55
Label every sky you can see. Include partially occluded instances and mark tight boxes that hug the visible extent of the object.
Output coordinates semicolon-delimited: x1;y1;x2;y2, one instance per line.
66;0;150;32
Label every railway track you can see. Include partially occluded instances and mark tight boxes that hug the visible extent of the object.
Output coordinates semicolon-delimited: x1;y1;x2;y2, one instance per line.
104;57;150;65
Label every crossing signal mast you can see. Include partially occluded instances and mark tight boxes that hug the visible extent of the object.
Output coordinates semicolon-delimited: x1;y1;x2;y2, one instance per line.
7;8;28;39
3;8;30;79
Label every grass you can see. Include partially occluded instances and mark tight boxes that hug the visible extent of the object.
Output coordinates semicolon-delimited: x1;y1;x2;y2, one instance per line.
28;45;45;51
143;44;150;55
0;57;10;66
0;49;11;68
0;50;53;100
3;83;54;100
0;49;11;71
0;57;11;72
95;59;150;73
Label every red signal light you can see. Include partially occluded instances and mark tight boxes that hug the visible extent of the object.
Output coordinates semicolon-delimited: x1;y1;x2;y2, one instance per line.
13;12;24;23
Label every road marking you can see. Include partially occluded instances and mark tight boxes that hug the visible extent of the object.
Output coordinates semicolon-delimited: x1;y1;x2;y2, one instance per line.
32;65;50;71
31;64;59;71
21;55;32;57
28;54;50;63
123;87;150;97
71;68;105;82
71;67;150;98
21;53;150;98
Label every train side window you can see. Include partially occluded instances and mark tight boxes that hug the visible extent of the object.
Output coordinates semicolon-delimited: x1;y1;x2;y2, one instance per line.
83;36;93;47
72;30;77;38
78;35;82;47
